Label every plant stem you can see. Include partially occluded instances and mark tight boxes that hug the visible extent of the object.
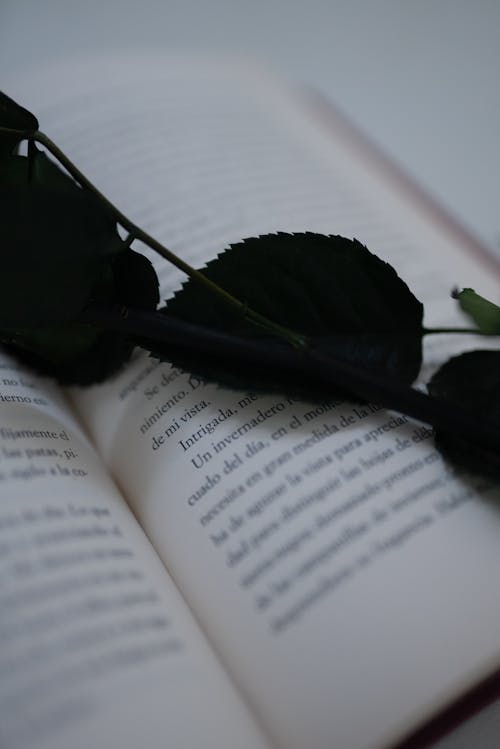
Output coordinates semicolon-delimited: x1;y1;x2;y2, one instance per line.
79;303;500;456
424;327;496;336
32;131;306;350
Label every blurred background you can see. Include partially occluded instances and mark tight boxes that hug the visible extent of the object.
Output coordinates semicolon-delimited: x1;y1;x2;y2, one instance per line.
2;2;500;746
1;0;500;257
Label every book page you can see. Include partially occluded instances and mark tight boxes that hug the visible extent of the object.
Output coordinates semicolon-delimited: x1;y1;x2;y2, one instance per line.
10;55;500;749
0;349;272;749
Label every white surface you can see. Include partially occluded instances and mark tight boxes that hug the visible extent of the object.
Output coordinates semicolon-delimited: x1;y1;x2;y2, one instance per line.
1;3;500;747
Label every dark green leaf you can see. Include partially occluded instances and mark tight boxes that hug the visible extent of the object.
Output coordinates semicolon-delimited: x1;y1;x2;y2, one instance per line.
0;91;39;134
153;233;424;395
0;153;32;185
0;91;39;156
0;187;121;327
1;147;89;192
2;322;135;385
30;147;80;190
0;148;122;328
0;134;21;158
0;143;160;382
1;249;159;384
454;287;500;334
428;350;500;476
112;249;160;309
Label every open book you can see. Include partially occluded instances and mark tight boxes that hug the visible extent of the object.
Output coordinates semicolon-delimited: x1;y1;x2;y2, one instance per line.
2;53;500;749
